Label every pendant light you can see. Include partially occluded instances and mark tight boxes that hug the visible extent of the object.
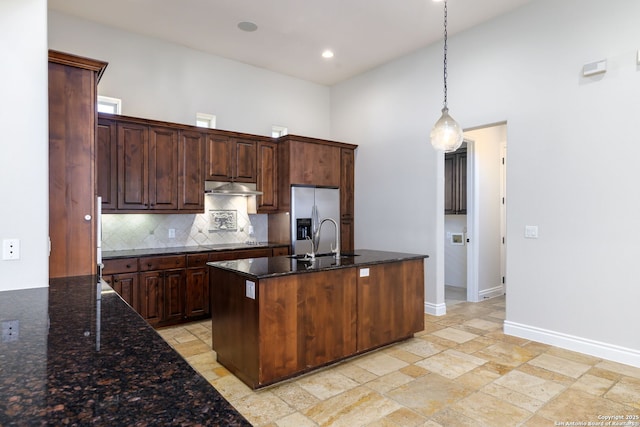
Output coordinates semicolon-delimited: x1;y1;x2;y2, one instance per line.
430;0;463;152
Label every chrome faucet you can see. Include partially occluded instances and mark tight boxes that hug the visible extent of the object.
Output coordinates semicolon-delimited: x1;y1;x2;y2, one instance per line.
313;218;340;259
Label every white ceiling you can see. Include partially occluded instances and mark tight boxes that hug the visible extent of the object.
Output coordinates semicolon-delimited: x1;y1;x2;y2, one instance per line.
48;0;534;86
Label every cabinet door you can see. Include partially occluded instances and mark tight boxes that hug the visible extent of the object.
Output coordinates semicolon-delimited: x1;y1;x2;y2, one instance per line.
164;268;187;323
456;151;467;214
118;122;149;210
289;140;340;187
186;267;210;318
444;153;455;214
48;58;99;278
340;148;355;252
97;118;117;210
356;259;425;352
178;130;206;211
149;126;179;210
205;133;232;180
138;271;164;326
233;138;257;182
257;140;278;212
110;273;138;310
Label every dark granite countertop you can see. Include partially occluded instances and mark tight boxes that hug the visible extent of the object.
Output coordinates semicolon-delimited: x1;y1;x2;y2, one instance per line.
103;242;287;259
0;277;250;426
207;249;428;279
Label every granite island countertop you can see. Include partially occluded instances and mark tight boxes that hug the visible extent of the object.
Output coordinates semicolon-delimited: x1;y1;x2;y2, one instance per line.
207;249;429;279
0;277;250;426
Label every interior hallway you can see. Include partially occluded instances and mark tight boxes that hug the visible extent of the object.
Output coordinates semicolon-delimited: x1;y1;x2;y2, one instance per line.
158;296;640;426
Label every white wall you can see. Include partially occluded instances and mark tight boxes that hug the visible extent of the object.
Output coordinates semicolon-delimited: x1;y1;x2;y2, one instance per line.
444;215;467;288
0;0;49;291
48;11;331;139
331;0;640;367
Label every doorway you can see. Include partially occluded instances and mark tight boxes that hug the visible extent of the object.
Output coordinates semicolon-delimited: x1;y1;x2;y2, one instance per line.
444;123;507;304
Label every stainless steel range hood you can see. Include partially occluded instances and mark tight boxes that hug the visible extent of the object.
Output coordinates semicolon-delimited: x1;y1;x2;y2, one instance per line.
205;181;262;196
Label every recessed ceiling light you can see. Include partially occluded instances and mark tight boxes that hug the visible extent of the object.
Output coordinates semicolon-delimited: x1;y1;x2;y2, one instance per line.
322;50;334;59
237;21;258;32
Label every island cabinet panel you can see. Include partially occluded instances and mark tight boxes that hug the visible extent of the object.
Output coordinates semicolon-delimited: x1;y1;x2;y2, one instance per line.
356;259;425;352
210;268;260;388
260;269;357;382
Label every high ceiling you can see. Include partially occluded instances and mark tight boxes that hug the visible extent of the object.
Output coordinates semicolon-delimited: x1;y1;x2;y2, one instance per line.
48;0;534;86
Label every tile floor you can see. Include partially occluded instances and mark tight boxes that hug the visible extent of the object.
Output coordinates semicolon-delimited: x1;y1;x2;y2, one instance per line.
157;295;640;426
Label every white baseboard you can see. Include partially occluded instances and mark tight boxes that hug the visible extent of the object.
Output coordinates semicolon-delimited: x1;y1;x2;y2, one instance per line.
504;320;640;368
425;301;446;316
479;285;504;300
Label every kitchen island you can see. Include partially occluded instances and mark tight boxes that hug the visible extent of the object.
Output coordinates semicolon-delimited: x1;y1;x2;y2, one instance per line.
208;249;428;389
0;277;250;426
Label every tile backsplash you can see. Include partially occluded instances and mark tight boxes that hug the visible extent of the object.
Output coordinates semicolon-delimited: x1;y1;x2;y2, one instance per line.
101;196;268;251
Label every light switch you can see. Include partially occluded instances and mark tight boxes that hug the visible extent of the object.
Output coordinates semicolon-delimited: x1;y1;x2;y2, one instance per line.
524;225;539;239
359;268;370;277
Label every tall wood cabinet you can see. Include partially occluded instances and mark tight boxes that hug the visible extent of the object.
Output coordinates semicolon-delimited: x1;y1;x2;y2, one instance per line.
48;51;107;278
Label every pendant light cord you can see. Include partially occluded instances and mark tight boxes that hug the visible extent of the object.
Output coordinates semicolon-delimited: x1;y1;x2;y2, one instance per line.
443;0;449;109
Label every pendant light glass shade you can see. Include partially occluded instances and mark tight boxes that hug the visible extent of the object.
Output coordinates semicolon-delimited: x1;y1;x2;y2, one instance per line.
430;107;463;152
430;0;463;153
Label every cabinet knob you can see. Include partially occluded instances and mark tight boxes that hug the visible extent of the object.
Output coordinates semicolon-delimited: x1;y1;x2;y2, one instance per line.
126;264;131;269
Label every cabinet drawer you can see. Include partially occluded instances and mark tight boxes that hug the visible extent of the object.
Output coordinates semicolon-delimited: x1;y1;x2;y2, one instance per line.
103;258;139;275
187;253;210;268
139;255;186;271
209;248;272;262
272;246;289;256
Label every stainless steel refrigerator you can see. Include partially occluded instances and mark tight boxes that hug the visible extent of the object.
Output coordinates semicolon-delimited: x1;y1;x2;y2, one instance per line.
291;185;340;255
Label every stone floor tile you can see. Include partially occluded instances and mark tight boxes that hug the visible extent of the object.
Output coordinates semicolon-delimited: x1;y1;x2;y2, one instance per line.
482;382;546;413
476;341;537;367
596;360;640;380
430;327;479;344
536;388;633;424
415;349;486;380
366;371;414;394
385;374;474;417
232;390;294;426
353;352;409;377
270;382;321;411
450;391;532;426
528;353;592;379
604;376;640;409
429;407;477;427
334;362;379;384
493;369;565;402
296;370;361;400
274;411;317;427
570;373;615;396
303;386;402;427
373;407;426;427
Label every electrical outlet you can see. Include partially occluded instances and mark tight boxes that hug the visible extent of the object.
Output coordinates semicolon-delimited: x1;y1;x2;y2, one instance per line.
2;320;19;342
168;229;175;238
2;239;20;260
245;280;256;299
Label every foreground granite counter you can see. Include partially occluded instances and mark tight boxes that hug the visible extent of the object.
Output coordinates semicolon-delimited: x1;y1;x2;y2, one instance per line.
0;277;250;426
207;249;428;279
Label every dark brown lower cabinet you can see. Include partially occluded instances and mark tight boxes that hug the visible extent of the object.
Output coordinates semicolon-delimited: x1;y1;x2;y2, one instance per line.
108;273;138;309
138;270;166;327
186;267;210;319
